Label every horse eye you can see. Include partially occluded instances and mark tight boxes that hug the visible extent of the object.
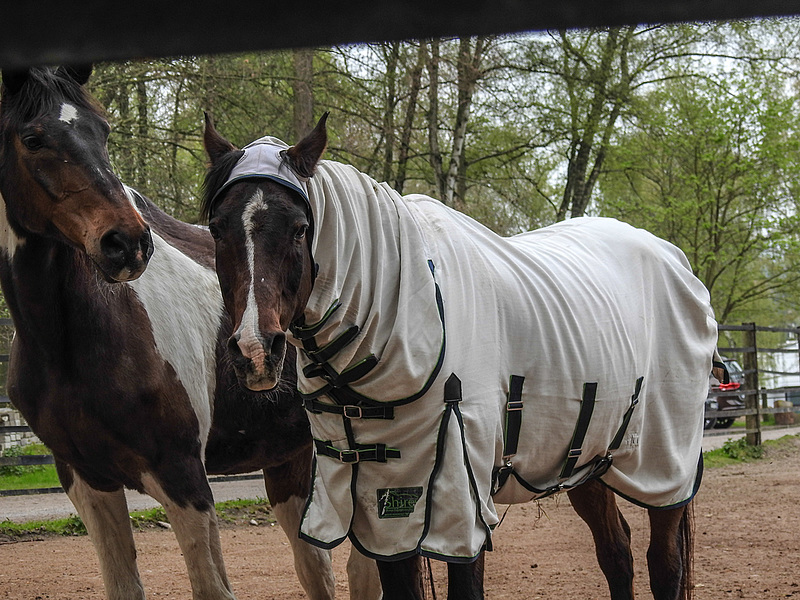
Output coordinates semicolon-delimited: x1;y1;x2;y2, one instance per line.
294;224;308;241
208;222;221;240
21;135;44;152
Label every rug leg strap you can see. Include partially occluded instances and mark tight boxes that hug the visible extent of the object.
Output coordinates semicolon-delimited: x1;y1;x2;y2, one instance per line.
608;376;644;452
559;382;598;480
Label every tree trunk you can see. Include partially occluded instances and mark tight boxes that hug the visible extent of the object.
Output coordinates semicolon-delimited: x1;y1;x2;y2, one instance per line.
135;77;148;190
381;42;400;184
556;27;633;220
292;48;314;140
444;36;486;210
426;39;445;200
394;41;426;194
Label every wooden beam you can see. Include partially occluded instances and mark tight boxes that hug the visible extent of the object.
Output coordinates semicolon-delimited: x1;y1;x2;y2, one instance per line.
2;0;800;68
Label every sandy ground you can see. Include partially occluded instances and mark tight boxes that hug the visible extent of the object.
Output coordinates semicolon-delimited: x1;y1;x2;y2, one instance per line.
2;435;800;599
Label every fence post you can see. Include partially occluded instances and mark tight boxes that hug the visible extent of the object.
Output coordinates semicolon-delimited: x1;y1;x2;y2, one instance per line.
743;322;761;446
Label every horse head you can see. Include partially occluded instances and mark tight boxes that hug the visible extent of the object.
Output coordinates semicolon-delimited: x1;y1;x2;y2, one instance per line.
0;66;153;282
201;113;326;391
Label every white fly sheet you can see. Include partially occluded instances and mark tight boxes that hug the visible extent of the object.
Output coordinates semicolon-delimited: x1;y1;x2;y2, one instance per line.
222;139;718;563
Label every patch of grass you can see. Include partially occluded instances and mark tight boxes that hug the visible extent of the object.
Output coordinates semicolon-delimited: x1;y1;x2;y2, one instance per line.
0;444;60;490
0;497;274;539
703;434;800;468
0;514;86;538
0;466;60;490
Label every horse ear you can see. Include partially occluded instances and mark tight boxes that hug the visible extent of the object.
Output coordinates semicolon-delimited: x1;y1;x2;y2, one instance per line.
285;112;329;179
203;112;239;165
56;64;93;86
1;69;30;95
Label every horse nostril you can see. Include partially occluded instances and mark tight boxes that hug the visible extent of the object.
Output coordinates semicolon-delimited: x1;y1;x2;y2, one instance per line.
270;332;286;357
227;333;242;357
99;230;128;266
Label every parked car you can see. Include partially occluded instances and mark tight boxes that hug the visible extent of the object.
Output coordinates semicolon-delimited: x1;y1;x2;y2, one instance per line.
705;357;746;429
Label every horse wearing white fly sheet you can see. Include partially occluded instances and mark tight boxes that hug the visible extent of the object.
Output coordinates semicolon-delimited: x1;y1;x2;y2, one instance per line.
222;136;718;563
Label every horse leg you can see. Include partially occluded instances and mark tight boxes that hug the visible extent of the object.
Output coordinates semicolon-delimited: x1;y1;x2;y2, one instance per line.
647;503;693;600
568;479;635;600
263;458;335;600
376;556;426;600
447;552;485;600
57;461;146;600
141;470;236;600
346;548;383;600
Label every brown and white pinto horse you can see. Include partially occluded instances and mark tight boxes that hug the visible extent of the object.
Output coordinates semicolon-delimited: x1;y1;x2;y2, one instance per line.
201;115;720;600
0;68;379;600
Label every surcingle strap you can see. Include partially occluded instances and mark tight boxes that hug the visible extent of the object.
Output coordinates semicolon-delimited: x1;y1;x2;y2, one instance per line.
503;375;525;459
608;376;645;451
314;439;401;464
303;397;394;419
559;382;598;480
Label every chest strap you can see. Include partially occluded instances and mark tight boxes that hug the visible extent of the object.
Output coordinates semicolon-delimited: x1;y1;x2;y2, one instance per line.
314;439;401;463
303;397;394;419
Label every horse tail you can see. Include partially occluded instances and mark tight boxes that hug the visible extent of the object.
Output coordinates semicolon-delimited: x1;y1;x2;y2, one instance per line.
680;501;695;600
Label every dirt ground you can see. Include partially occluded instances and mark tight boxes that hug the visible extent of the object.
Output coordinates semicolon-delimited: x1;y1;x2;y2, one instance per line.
2;440;800;599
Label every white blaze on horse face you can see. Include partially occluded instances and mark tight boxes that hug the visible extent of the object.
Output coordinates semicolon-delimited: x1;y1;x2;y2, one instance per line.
58;103;79;124
235;188;271;367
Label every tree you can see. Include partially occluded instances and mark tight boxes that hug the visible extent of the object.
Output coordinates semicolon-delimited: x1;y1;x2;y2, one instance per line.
599;73;800;323
511;24;722;221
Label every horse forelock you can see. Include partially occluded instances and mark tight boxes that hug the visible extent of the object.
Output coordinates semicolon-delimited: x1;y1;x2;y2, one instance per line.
200;149;245;222
0;67;103;130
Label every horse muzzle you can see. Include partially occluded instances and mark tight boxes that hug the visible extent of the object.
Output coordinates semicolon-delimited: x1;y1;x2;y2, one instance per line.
227;329;287;391
94;226;154;282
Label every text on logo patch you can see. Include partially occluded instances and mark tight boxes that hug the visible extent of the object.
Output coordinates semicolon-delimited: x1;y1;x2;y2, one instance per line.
377;487;423;519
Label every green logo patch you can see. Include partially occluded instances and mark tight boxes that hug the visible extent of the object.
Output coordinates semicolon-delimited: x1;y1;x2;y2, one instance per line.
377;487;423;519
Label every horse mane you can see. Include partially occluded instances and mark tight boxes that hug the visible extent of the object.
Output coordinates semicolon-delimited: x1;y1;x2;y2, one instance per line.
200;148;245;222
0;67;104;128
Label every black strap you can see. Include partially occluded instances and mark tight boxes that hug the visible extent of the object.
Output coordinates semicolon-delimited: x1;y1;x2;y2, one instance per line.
608;376;644;451
559;382;598;480
314;439;401;463
303;354;379;388
503;375;525;458
304;325;360;365
290;300;342;341
303;397;394;419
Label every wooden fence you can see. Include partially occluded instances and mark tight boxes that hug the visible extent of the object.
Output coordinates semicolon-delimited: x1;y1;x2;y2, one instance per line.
709;323;800;446
2;321;800;497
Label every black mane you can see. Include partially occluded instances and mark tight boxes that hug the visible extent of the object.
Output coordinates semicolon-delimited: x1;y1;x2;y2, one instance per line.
0;67;102;129
200;148;245;222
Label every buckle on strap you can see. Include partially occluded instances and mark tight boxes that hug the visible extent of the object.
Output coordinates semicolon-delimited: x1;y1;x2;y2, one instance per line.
339;449;360;464
343;405;362;419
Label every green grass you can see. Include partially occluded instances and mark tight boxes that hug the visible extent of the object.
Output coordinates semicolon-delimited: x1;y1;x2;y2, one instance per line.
0;443;60;490
0;466;60;490
702;434;800;468
0;497;274;538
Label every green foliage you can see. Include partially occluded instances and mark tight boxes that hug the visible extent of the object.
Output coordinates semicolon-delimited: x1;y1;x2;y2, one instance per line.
0;515;86;537
720;437;765;461
0;497;274;538
0;443;52;478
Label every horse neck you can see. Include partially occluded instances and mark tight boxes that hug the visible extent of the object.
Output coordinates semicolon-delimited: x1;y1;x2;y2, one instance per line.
0;191;135;356
304;163;403;331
